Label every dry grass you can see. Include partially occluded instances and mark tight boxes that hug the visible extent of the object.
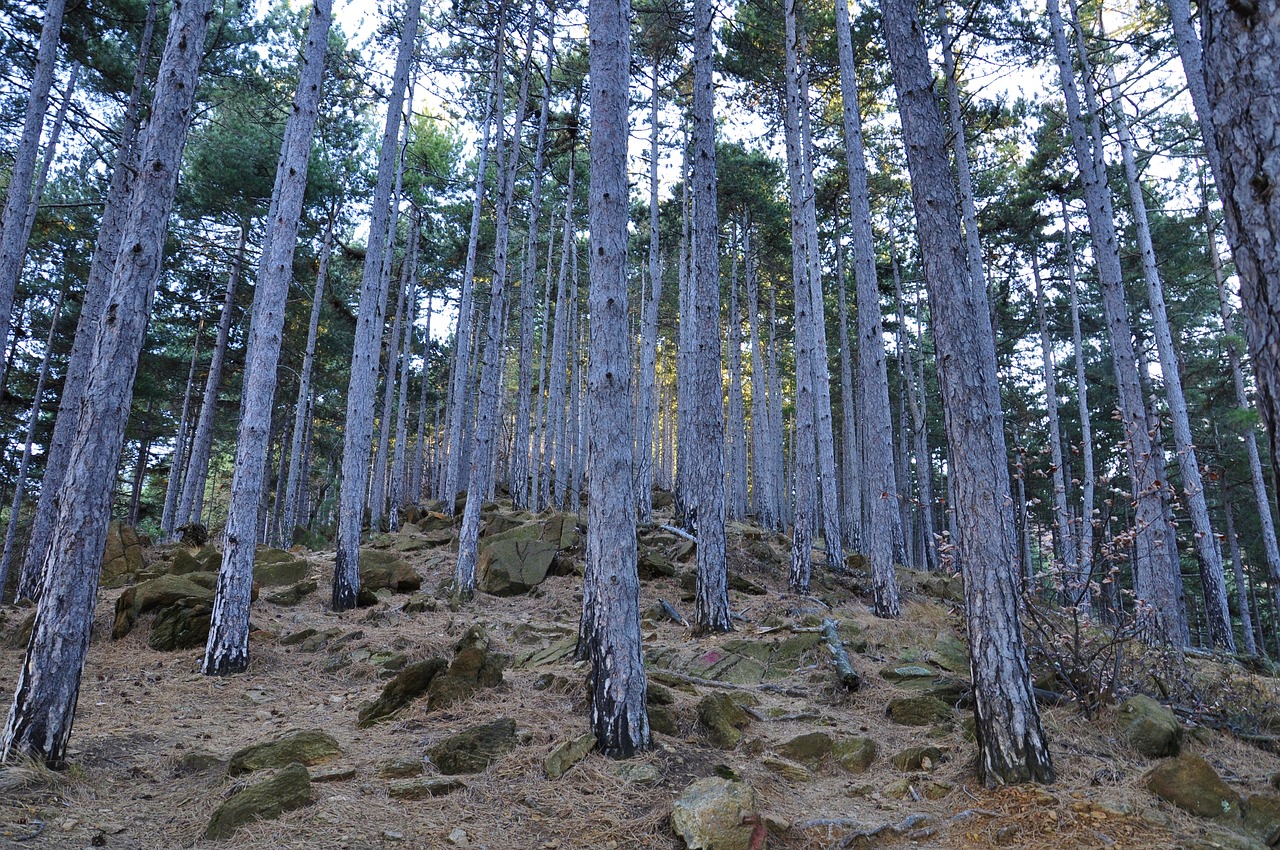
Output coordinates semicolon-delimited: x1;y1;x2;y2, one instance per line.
0;528;1275;849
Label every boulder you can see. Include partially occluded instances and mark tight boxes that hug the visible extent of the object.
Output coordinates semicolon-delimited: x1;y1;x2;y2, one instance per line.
378;757;424;779
1119;695;1182;758
204;763;312;840
886;696;953;727
1244;794;1280;845
264;579;317;607
776;732;833;766
476;538;558;596
253;548;308;587
358;549;421;593
833;737;877;774
545;732;595;779
670;777;760;850
228;730;341;776
195;545;223;571
169;549;205;576
427;718;519;775
148;600;212;651
100;521;144;587
402;593;437;613
638;550;677;580
1146;753;1242;821
890;745;942;771
698;693;751;749
113;573;215;639
761;756;812;782
388;777;465;800
880;664;938;684
358;658;448;727
426;625;505;711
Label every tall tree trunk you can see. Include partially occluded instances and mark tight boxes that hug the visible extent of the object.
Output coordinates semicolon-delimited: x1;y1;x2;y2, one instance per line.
879;0;1054;785
1063;200;1097;609
548;151;577;509
391;259;419;522
204;0;331;674
455;14;538;597
675;133;693;527
0;0;67;353
725;235;748;520
836;0;899;612
0;282;67;598
636;55;663;524
282;210;335;541
940;15;987;300
371;228;411;528
1;0;215;768
1047;0;1183;646
1102;60;1233;649
745;219;775;531
20;0;158;597
577;0;650;755
443;32;504;512
160;295;207;540
512;38;553;510
128;400;155;528
835;240;860;548
175;222;248;533
333;0;420;611
411;293;433;503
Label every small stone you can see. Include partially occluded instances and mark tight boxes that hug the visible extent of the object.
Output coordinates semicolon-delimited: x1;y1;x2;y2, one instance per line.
762;756;812;782
311;765;358;782
378;757;423;779
890;745;943;772
697;693;750;750
886;696;953;726
671;778;759;850
545;733;595;779
833;737;877;774
880;664;937;683
427;718;519;775
1119;695;1183;758
775;731;833;766
610;762;661;784
448;827;472;846
382;830;404;841
388;777;466;799
357;658;448;727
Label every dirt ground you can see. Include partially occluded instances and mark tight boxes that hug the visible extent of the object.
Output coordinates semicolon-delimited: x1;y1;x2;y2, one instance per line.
0;525;1275;850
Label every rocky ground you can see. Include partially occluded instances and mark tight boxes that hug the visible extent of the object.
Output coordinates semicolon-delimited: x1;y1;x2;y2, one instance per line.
1;501;1279;850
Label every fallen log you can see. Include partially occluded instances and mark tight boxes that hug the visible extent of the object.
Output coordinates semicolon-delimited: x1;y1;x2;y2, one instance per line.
820;618;860;691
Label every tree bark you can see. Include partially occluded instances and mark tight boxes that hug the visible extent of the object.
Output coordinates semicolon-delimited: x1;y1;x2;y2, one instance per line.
203;0;331;675
636;55;663;524
745;219;777;531
1;0;214;767
879;0;1054;785
725;234;748;521
333;0;420;610
577;0;651;755
1063;200;1097;610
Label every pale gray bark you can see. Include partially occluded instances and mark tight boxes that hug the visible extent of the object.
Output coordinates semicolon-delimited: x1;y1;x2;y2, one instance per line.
1102;61;1232;649
175;222;248;533
1;0;214;767
940;16;987;300
835;243;859;548
391;268;419;521
635;55;663;523
745;221;777;531
725;237;748;520
880;0;1053;785
19;0;157;598
204;0;331;674
548;153;576;508
577;0;650;755
1063;202;1097;607
410;293;433;502
512;38;553;510
1047;0;1183;645
0;283;67;598
282;212;335;539
443;32;504;512
836;0;897;612
160;284;208;540
456;16;537;596
0;0;67;353
333;0;420;610
675;134;692;526
690;0;730;632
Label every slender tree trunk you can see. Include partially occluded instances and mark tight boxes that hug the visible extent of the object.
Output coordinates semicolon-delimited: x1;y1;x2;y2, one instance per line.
391;269;419;522
725;235;748;520
411;293;433;503
548;150;577;509
20;0;158;597
745;219;775;531
836;0;898;611
835;242;859;549
128;401;155;528
940;15;987;301
636;55;663;523
333;0;420;610
1047;0;1183;646
0;0;67;352
0;282;67;598
203;0;331;674
175;222;248;533
577;0;650;755
443;32;504;512
282;211;335;540
880;0;1054;785
371;228;411;528
675;133;693;528
1063;201;1097;608
2;0;214;768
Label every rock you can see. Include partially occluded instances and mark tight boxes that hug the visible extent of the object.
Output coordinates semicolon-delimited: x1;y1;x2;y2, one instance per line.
280;627;318;647
927;632;969;674
195;545;222;571
148;600;212;651
698;693;751;749
1243;794;1280;845
264;579;317;607
670;777;760;850
476;538;558;596
611;762;662;784
1120;695;1183;758
426;626;505;711
638;550;677;580
762;756;812;782
448;827;472;846
378;757;424;779
113;573;215;640
204;763;312;840
545;732;595;779
403;592;436;613
169;549;205;576
311;765;358;782
1186;827;1270;850
228;730;341;775
359;549;421;592
427;718;519;775
173;750;224;776
253;548;309;586
890;745;942;771
886;696;953;726
1146;753;1242;821
388;778;466;800
649;705;679;736
417;512;455;534
179;523;209;547
880;664;938;683
776;732;833;766
357;658;448;727
833;737;877;774
100;521;144;587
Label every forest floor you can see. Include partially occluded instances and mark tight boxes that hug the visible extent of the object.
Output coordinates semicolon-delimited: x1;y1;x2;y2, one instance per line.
0;503;1277;850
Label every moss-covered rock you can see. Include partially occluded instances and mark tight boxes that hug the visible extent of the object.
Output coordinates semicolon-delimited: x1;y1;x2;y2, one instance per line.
229;730;341;776
148;600;212;651
357;658;448;727
263;579;317;607
1119;695;1182;758
697;693;750;749
544;732;595;779
833;737;877;774
426;626;505;711
358;549;421;592
670;778;759;850
776;732;833;766
113;573;215;639
890;745;942;771
1146;753;1242;821
169;549;205;576
100;521;144;587
886;696;953;727
253;548;308;586
204;763;312;840
476;538;558;596
427;718;519;774
388;777;465;799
